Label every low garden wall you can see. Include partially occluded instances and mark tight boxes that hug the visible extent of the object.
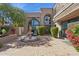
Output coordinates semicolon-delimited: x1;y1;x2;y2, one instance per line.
0;34;17;44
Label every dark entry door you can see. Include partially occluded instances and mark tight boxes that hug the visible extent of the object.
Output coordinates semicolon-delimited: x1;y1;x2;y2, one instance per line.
61;22;68;38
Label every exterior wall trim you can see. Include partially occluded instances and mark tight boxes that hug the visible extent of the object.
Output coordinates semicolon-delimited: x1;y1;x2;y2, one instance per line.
54;3;73;18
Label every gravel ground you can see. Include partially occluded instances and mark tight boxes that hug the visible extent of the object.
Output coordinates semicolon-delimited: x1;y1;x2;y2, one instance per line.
0;37;79;56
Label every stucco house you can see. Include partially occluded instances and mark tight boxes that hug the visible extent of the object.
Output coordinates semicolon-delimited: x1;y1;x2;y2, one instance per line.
53;3;79;38
24;8;54;35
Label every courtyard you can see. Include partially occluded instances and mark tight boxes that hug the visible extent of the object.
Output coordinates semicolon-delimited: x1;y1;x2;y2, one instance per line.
0;37;78;56
0;3;79;56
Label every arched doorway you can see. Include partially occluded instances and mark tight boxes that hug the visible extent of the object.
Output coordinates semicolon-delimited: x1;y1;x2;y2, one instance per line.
28;17;40;36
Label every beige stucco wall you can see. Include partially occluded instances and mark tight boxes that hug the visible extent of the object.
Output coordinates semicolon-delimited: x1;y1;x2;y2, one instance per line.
53;3;79;22
26;12;41;26
26;12;41;28
26;13;41;23
40;8;53;25
27;12;41;18
24;8;53;32
26;8;53;26
53;3;79;37
55;3;66;13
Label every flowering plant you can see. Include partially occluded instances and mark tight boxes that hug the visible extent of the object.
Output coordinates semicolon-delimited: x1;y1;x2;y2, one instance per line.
65;24;79;47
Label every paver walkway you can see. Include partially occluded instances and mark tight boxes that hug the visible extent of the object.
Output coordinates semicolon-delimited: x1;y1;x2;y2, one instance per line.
0;37;79;56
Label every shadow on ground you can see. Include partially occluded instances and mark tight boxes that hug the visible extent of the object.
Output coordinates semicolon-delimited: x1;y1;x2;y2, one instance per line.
0;36;52;52
24;36;52;47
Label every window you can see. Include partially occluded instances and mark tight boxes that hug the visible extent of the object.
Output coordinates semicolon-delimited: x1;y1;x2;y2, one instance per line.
29;17;40;27
44;15;51;26
32;19;40;26
29;17;40;35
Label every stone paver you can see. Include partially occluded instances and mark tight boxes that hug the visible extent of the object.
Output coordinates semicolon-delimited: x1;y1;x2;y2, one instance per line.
0;37;79;56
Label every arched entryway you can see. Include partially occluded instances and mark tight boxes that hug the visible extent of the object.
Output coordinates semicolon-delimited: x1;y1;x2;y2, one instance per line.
28;17;40;36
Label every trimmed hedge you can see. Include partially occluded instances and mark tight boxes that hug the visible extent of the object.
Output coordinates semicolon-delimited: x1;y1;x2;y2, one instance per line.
36;26;50;35
50;27;58;38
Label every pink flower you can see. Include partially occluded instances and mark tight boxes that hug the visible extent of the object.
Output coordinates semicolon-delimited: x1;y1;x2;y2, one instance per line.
74;36;79;42
65;25;79;47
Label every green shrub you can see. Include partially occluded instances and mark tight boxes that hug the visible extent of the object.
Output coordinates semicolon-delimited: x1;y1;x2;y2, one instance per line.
71;24;79;37
50;27;58;38
37;26;45;35
2;26;9;32
0;26;9;36
36;26;50;35
2;28;7;34
75;47;79;52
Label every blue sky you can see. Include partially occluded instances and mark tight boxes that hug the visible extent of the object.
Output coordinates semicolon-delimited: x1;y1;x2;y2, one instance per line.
10;3;55;13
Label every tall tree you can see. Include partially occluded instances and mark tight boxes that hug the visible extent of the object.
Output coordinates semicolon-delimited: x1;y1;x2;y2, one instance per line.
0;3;26;27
